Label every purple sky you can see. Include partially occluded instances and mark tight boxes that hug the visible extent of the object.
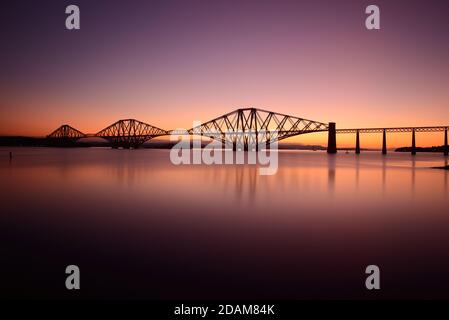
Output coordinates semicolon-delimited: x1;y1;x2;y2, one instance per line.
1;0;449;146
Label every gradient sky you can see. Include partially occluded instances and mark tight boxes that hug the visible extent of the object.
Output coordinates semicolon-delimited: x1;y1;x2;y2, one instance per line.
1;0;449;147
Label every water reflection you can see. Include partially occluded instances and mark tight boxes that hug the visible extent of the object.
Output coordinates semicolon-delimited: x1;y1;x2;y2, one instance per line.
327;154;336;195
381;155;386;197
355;154;360;191
2;148;449;299
445;158;448;193
411;156;416;196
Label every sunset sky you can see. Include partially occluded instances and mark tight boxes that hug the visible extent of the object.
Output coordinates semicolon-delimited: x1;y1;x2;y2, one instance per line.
1;0;449;148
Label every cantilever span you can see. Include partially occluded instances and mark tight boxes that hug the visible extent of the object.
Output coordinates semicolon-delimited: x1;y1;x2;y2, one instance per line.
95;119;167;149
46;124;88;147
47;124;87;139
170;108;329;151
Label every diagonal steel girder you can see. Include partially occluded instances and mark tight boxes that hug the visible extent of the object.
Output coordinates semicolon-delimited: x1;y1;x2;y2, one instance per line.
47;124;86;139
95;119;167;148
183;108;328;146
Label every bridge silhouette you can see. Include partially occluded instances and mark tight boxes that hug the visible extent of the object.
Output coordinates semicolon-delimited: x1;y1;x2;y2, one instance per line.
46;107;449;155
337;126;448;156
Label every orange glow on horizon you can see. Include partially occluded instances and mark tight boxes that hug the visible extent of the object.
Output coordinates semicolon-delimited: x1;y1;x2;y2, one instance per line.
1;97;448;149
1;97;447;149
2;0;449;148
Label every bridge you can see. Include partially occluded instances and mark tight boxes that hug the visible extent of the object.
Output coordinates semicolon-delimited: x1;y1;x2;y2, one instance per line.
337;126;448;156
46;124;87;147
95;119;167;149
47;124;87;139
175;108;329;151
46;107;449;155
46;108;331;151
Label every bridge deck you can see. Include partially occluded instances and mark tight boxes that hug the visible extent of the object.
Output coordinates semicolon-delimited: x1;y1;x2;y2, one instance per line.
336;126;448;134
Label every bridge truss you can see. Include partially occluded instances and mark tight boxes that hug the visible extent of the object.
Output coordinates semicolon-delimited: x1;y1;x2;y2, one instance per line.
182;108;329;150
47;125;86;139
95;119;167;148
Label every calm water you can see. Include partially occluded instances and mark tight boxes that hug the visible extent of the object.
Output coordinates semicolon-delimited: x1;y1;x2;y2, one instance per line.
1;147;449;299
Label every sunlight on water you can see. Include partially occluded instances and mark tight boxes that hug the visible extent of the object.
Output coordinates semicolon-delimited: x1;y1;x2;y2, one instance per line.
1;148;449;299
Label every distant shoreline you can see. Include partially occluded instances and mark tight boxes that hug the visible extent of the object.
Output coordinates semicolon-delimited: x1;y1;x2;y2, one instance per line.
433;165;449;170
0;136;447;153
395;146;448;153
0;136;327;150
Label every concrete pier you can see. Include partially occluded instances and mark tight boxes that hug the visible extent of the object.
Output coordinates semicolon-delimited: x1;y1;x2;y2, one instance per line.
327;122;337;154
445;128;448;156
411;129;416;155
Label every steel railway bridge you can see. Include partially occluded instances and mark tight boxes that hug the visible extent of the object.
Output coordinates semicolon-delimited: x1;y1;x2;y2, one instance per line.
46;107;449;156
336;126;448;155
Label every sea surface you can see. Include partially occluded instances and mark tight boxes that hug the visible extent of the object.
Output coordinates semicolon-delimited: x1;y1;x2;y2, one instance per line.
1;147;449;299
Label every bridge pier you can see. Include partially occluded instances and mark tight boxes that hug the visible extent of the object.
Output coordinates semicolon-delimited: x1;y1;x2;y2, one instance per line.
327;122;337;154
355;130;360;154
444;128;448;156
411;129;416;155
382;129;387;155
